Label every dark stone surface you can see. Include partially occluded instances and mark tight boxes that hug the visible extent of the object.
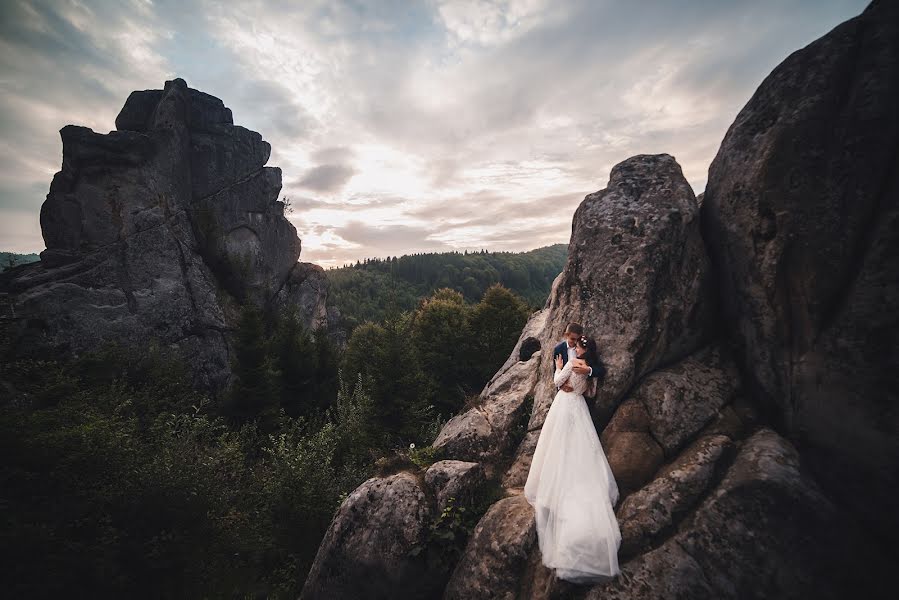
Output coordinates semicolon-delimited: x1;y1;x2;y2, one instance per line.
298;472;440;600
700;0;899;542
1;78;333;393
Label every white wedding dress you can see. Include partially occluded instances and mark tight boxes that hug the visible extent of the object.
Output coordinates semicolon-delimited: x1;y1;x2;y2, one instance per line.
524;358;622;583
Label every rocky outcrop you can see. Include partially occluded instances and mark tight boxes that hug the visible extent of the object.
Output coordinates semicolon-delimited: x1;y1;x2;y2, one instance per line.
584;430;852;600
700;0;899;541
299;472;439;600
443;494;536;600
424;460;486;513
539;153;716;422
0;78;334;392
436;153;714;486
615;434;733;557
300;2;895;597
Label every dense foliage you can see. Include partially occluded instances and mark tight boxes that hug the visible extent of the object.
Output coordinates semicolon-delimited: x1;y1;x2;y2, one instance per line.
0;336;385;599
1;251;40;270
326;244;566;332
342;283;532;423
1;280;532;597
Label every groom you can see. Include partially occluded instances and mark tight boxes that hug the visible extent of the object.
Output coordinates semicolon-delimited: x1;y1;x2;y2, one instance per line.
552;322;605;395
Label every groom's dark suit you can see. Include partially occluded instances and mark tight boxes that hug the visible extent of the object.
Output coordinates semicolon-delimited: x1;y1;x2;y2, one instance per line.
552;340;606;394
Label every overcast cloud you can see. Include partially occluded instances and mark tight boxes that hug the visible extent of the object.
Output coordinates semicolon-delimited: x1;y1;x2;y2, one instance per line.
0;0;869;267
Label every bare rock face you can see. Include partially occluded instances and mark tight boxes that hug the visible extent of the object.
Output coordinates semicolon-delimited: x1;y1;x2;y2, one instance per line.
439;153;713;484
586;429;870;600
616;434;733;557
443;494;536;600
669;428;856;599
299;472;439;600
599;397;664;495
553;153;716;419
701;0;899;539
630;343;741;456
0;78;333;392
273;260;341;337
597;341;745;500
424;460;485;513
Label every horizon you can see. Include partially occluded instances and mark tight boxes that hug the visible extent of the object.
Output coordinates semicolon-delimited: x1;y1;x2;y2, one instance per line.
0;0;869;268
1;242;566;271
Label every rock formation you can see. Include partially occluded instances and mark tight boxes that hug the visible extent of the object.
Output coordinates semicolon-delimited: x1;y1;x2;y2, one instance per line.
300;1;895;597
701;0;899;541
0;78;335;392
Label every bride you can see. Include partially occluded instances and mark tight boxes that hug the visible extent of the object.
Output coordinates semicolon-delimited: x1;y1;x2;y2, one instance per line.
524;334;621;583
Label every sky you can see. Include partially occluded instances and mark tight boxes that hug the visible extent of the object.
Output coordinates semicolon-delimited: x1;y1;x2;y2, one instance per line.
0;0;870;268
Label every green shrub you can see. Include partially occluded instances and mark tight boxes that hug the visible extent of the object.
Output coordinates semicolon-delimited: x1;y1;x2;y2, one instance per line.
0;341;379;599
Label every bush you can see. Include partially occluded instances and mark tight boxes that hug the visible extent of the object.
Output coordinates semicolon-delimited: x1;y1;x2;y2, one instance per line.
0;341;379;599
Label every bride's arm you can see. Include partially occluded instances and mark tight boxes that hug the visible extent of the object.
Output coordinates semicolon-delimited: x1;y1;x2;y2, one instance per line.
553;358;574;387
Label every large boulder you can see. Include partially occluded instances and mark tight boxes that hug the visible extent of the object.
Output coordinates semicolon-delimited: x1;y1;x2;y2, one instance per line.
700;0;899;539
443;494;537;600
615;434;733;557
588;429;877;599
458;152;715;485
424;460;486;513
628;343;741;456
552;153;716;418
0;78;333;392
299;472;439;600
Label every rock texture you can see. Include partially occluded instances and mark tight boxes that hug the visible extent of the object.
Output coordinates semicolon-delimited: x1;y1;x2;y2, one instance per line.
581;428;872;600
300;3;895;597
443;494;537;600
540;153;716;422
615;434;733;557
424;460;486;513
701;0;899;541
436;152;714;486
0;78;334;391
299;472;439;600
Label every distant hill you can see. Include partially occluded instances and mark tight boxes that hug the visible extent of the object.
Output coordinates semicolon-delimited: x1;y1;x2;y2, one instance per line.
325;244;567;332
1;252;40;270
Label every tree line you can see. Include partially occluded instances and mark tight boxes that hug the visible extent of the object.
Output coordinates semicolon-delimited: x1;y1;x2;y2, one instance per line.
326;244;566;332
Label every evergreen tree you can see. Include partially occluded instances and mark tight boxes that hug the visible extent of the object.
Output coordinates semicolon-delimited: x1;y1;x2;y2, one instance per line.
227;303;278;430
412;288;473;417
467;284;531;384
340;314;432;444
312;327;340;406
272;309;319;418
327;371;384;477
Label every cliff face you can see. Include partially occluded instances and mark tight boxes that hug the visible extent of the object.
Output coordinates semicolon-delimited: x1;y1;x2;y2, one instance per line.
300;1;895;598
0;78;335;393
700;0;899;540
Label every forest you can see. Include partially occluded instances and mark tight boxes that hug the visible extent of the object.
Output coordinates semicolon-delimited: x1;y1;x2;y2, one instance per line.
2;279;537;598
326;244;567;332
1;252;39;270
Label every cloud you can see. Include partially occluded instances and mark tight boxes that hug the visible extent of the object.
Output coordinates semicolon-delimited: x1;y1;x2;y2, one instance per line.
337;221;449;250
312;146;356;163
298;164;357;192
0;0;871;265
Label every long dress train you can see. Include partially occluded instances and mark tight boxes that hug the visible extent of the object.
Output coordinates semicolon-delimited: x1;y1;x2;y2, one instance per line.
523;358;621;584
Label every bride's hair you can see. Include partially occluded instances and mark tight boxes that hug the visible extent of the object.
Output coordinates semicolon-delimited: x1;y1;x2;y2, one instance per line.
575;335;599;365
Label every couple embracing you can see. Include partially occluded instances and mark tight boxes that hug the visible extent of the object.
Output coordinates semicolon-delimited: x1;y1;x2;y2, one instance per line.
524;322;622;584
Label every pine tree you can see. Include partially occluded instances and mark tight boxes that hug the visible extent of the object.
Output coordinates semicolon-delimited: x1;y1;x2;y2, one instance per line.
228;303;278;429
467;284;531;384
272;309;318;418
312;327;340;407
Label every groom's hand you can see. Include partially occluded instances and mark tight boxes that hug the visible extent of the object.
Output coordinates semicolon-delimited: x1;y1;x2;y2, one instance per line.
561;383;574;392
572;364;590;375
